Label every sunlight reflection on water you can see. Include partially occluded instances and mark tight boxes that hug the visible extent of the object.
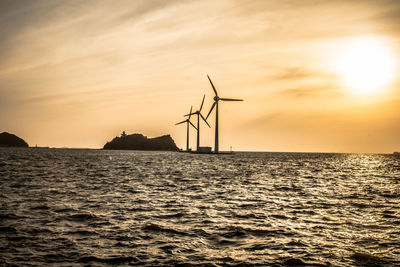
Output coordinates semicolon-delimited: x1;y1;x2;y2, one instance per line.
0;148;399;266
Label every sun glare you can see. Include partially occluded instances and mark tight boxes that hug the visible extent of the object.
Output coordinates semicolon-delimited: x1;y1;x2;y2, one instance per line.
335;37;397;95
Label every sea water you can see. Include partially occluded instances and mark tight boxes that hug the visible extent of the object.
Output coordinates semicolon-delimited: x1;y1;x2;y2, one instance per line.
0;148;399;266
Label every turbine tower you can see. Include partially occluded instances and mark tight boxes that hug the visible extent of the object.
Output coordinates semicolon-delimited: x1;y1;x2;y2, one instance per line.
185;95;210;151
175;106;197;151
206;75;243;153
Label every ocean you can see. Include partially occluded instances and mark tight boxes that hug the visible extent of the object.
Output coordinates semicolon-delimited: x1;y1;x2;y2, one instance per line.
0;148;399;266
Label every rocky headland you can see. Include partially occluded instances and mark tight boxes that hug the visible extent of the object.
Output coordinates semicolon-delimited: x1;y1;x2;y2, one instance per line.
103;133;178;151
0;132;29;147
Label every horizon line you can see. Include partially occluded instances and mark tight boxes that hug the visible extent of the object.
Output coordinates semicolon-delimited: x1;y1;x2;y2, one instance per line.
3;146;396;155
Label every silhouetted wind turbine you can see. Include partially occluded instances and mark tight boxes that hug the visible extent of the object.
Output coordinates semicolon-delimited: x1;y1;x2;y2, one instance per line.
175;106;197;151
185;95;210;151
206;75;243;153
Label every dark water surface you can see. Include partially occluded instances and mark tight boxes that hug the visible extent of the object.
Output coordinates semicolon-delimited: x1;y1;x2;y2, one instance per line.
1;148;399;266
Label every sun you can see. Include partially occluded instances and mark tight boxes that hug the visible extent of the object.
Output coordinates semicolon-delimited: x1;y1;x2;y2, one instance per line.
335;37;397;95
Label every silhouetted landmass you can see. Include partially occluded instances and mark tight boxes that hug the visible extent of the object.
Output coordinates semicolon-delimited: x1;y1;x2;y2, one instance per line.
0;132;29;147
103;133;178;151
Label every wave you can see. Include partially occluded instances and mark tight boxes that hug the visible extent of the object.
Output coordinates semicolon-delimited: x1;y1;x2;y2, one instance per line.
350;252;388;266
142;223;189;236
78;255;138;264
1;149;399;266
66;213;98;221
0;226;17;233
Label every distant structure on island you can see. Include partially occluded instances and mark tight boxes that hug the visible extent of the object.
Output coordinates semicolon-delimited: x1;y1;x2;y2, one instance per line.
103;132;179;151
197;146;212;153
0;132;28;147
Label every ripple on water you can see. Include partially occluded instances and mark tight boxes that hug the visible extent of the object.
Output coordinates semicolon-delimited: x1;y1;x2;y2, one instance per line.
0;148;399;266
142;223;189;236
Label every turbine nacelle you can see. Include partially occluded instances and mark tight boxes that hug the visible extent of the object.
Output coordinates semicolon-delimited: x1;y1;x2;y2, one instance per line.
185;111;199;116
183;94;210;128
175;106;196;127
175;105;197;151
206;75;243;153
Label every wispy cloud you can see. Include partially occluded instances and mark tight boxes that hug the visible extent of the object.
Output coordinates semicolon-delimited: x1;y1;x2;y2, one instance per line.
280;84;339;98
274;67;316;81
0;0;399;151
372;0;400;34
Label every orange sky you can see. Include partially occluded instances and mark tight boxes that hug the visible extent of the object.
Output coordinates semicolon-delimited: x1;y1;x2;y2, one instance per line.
1;0;399;153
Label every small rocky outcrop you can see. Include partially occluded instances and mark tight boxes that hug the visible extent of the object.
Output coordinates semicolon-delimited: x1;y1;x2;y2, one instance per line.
103;133;178;151
0;132;29;147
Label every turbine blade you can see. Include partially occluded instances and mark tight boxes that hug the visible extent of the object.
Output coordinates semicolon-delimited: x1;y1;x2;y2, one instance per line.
188;106;193;119
206;101;216;120
200;113;211;128
189;121;197;130
220;98;243;101
200;94;205;111
207;75;218;96
184;112;196;117
175;120;186;125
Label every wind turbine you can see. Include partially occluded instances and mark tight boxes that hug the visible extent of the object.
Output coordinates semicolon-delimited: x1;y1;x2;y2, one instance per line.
175;106;197;151
206;75;243;153
185;94;211;151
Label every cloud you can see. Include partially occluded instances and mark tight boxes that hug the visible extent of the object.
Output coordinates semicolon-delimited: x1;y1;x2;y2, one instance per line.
1;0;399;151
271;67;339;98
230;0;400;44
371;0;400;34
0;1;61;52
114;0;188;24
280;84;340;98
0;1;190;61
274;67;315;81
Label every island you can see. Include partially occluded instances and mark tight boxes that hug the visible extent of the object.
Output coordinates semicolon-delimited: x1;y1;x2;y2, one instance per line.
103;132;179;151
0;132;29;147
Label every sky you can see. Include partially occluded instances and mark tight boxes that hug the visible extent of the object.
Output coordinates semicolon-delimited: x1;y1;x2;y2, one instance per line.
0;0;399;153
